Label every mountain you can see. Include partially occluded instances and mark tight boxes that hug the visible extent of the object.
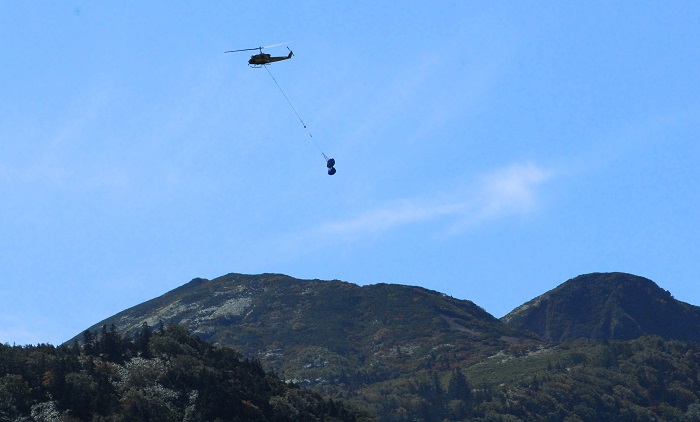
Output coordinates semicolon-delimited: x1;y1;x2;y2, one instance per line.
69;273;524;418
502;272;700;342
63;272;700;421
72;273;521;377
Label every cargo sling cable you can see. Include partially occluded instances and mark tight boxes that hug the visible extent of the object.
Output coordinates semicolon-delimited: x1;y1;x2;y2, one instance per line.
264;64;336;175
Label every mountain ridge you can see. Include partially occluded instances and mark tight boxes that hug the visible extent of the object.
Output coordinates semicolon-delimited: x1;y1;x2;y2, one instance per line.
501;272;700;342
69;273;522;382
64;271;700;420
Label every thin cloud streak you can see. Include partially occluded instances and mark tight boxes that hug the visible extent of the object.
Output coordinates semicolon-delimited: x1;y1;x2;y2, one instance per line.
320;162;551;240
240;162;552;268
319;200;465;238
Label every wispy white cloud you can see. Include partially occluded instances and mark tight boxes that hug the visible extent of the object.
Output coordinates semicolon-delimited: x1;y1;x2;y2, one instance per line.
235;162;552;268
318;162;551;240
472;162;551;222
319;199;464;238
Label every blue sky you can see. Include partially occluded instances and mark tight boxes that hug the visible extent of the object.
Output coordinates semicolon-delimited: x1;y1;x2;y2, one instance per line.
2;2;699;345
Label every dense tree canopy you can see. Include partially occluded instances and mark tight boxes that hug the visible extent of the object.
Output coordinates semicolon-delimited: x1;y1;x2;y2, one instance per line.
4;324;700;421
0;324;369;421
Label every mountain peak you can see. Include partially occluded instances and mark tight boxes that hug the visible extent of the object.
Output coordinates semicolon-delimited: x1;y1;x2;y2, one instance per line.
502;272;700;342
71;273;516;380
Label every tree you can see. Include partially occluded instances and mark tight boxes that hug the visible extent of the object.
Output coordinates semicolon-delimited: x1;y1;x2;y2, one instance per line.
135;322;152;358
447;368;471;402
100;324;125;363
82;330;96;356
447;368;472;420
0;374;31;416
63;372;97;420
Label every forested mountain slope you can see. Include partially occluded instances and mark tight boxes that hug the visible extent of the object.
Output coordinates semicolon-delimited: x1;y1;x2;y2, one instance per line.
502;272;700;342
0;325;369;421
55;271;700;421
71;273;521;387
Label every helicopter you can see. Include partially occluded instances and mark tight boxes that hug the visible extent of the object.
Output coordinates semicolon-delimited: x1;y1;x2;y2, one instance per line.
225;43;293;67
225;43;336;176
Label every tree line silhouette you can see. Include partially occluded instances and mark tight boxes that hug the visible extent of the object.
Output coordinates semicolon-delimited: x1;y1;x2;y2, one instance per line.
0;323;370;421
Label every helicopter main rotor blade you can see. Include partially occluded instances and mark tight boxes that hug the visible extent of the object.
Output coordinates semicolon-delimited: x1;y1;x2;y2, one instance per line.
261;41;293;49
224;47;262;53
224;42;292;54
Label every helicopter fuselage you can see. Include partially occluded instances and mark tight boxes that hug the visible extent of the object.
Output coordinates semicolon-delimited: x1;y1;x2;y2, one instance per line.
248;50;294;66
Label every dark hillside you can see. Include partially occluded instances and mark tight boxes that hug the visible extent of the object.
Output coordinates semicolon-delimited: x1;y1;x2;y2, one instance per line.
502;272;700;342
58;271;700;421
0;325;369;421
462;336;700;421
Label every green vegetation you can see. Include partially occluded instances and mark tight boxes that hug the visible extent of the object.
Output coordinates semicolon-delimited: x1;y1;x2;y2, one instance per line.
0;324;370;421
460;336;700;421
340;336;700;421
67;273;521;419
52;272;700;420
503;273;700;343
7;329;700;421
